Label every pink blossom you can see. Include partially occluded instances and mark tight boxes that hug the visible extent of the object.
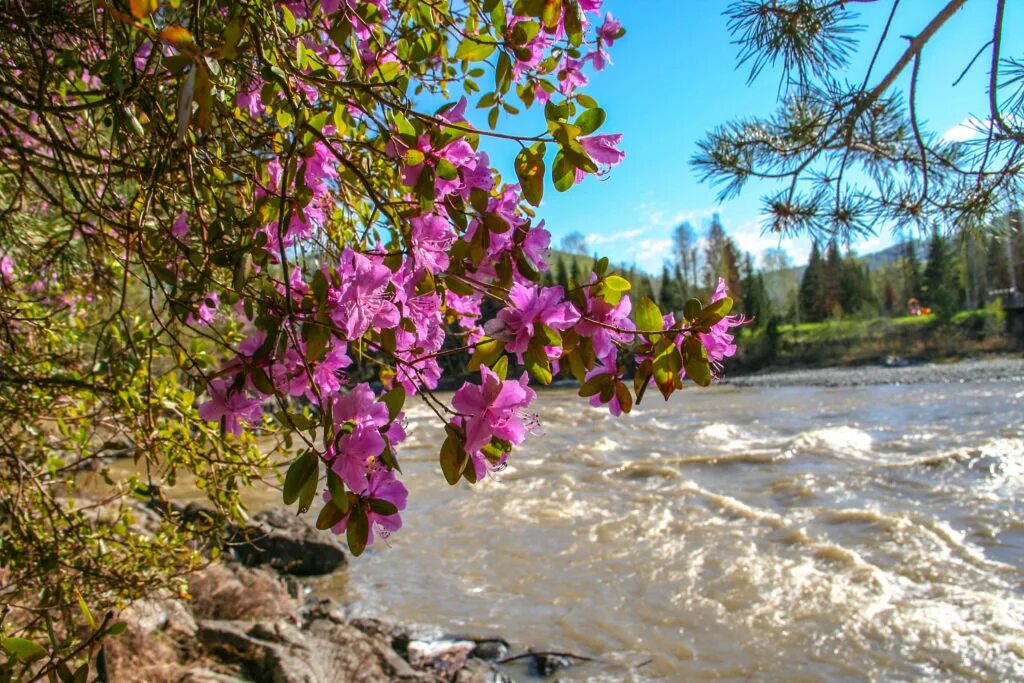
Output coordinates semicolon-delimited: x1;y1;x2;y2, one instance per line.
452;365;537;454
309;345;352;401
198;379;263;437
698;278;747;366
328;383;390;489
410;213;454;273
574;275;635;358
584;351;624;415
559;57;588;96
575;133;625;184
327;468;408;546
486;284;580;358
329;249;400;340
188;292;219;327
0;255;14;283
172;211;189;239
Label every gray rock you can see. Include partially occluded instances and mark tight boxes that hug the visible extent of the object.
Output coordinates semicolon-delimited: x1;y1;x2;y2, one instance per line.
453;659;515;683
198;617;443;683
122;597;197;638
179;667;247;683
231;508;347;576
529;653;578;677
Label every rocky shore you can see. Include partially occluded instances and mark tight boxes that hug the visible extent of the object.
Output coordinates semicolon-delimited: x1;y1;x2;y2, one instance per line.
727;355;1024;388
109;506;591;683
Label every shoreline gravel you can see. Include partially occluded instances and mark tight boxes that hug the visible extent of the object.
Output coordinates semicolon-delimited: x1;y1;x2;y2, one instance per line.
726;355;1024;388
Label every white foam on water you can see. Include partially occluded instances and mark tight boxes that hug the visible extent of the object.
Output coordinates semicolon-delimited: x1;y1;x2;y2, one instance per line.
788;425;874;459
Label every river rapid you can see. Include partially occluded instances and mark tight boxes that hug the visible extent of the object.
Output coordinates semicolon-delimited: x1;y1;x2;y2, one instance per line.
311;370;1024;682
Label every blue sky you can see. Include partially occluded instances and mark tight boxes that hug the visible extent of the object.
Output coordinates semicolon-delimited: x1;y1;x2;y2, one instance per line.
475;1;1022;272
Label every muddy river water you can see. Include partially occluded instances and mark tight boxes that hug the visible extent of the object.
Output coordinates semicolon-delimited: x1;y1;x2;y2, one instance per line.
297;370;1024;681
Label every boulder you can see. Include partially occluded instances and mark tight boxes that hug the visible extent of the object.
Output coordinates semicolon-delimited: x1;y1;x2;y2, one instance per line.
179;668;247;683
197;618;443;683
453;659;515;683
121;596;197;639
231;508;347;576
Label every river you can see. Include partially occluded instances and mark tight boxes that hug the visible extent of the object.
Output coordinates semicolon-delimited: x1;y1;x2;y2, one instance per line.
308;366;1024;681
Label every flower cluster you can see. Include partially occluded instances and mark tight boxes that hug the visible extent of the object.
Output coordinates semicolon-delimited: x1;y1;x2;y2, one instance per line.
0;0;736;557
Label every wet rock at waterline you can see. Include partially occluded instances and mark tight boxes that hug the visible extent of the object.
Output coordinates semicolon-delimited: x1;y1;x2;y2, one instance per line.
232;508;348;576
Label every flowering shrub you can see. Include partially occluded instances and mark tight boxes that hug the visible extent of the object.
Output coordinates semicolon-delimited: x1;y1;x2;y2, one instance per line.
0;0;740;676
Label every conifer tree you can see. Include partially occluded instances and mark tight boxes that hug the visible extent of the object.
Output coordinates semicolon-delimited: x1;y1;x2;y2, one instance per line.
924;230;960;320
799;242;827;322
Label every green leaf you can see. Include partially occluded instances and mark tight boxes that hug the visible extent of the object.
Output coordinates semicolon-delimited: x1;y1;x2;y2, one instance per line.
697;297;734;327
683;298;702;322
440;426;468;485
304;323;330;363
524;344;552;385
491;354;509;380
603;274;631;292
563;0;584;46
316;500;346;530
535;323;562;347
76;590;96;630
512;0;545;18
515;143;546;206
455;36;498;61
483;212;510;233
468;336;505;372
381;385;406;422
575;107;605;135
614;381;633;414
635;296;663;333
652;336;682;400
436;158;459;180
633;358;653;405
552;151;575;192
578;373;609;398
106;621;128;636
283;451;318;506
312;270;328;304
368;498;399;516
405;149;425;166
2;637;47;662
541;0;563;30
347;505;369;556
683;336;713;387
327;470;349;512
297;461;319;513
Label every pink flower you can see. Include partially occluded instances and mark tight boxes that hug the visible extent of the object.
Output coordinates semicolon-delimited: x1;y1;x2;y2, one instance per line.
327;468;408;546
328;383;390;489
697;278;747;366
575;134;625;184
574;275;635;358
0;255;14;283
329;250;400;340
309;345;352;401
410;213;454;273
559;57;588;96
188;292;219;326
585;352;624;416
198;379;263;437
172;211;189;239
486;284;580;359
521;222;552;273
452;365;537;454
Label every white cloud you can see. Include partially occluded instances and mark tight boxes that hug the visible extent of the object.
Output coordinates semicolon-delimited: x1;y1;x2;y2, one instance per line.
942;114;1024;143
630;238;674;272
586;227;646;246
942;116;989;143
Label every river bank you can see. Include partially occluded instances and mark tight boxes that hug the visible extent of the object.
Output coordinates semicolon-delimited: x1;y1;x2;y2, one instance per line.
727;354;1024;388
107;504;597;683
